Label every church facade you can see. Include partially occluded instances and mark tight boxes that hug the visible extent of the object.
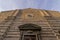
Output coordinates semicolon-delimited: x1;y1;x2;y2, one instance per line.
0;8;60;40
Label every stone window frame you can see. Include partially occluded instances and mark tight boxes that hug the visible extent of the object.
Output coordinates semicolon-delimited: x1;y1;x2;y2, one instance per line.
18;24;41;40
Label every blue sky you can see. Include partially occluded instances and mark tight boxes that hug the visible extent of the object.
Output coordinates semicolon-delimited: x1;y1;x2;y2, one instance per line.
0;0;60;11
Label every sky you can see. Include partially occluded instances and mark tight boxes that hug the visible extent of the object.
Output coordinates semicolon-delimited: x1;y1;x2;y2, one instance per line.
0;0;60;11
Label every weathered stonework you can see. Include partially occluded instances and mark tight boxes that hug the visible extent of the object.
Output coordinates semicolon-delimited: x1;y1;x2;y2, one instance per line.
0;8;60;40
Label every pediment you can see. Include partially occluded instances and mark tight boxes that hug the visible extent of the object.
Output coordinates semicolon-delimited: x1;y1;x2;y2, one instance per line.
19;24;41;31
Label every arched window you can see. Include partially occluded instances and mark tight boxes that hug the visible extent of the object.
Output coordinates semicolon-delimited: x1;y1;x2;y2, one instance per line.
18;24;41;40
